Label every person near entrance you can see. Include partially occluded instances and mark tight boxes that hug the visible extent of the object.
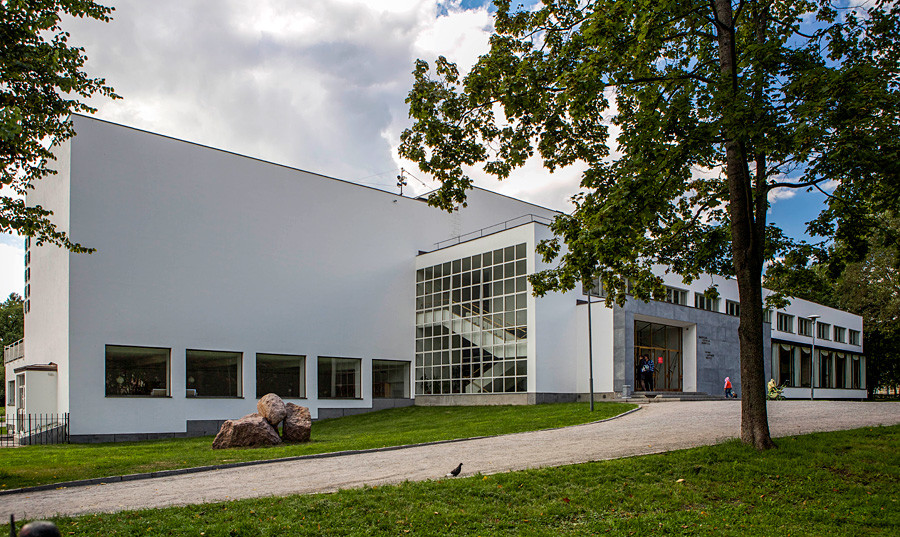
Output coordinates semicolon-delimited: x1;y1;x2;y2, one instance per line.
642;354;655;391
637;355;648;390
724;377;734;398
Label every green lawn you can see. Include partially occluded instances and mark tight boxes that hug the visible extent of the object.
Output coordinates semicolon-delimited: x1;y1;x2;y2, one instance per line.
0;402;633;490
6;424;898;536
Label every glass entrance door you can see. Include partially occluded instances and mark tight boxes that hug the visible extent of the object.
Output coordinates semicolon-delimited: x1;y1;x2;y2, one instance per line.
634;321;683;391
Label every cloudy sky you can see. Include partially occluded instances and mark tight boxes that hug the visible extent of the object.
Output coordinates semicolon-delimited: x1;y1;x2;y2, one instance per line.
0;0;830;299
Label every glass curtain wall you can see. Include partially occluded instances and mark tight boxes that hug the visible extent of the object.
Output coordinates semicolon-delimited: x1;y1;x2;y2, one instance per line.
415;243;528;395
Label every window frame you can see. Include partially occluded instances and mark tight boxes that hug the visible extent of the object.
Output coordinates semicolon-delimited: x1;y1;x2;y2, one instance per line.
725;300;740;317
776;312;795;333
817;322;831;340
372;359;411;399
849;329;861;346
665;287;687;306
798;317;813;337
185;349;243;398
317;356;362;399
104;344;171;398
256;353;306;399
694;293;719;312
833;326;846;343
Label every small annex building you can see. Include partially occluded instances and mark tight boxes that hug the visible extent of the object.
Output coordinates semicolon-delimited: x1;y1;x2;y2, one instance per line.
3;116;867;442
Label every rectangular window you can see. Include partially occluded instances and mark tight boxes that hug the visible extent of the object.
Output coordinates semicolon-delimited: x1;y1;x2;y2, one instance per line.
819;351;832;387
778;345;795;387
835;353;847;388
6;380;14;406
817;322;831;340
849;330;861;346
318;357;361;399
799;347;811;387
763;309;772;324
776;312;794;333
256;354;305;399
798;318;813;337
833;326;846;343
582;277;606;298
851;356;861;389
105;345;170;397
186;349;242;397
694;293;719;312
372;360;410;398
666;287;687;306
725;300;740;317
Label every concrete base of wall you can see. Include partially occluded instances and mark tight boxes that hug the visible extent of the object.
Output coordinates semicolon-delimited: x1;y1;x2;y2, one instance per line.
414;392;619;406
70;431;190;443
317;398;414;420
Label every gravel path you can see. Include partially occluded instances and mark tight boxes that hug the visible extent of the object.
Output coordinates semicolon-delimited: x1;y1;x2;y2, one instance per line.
4;400;898;519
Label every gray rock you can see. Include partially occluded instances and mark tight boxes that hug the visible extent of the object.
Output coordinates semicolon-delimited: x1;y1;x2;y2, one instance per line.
257;393;287;426
282;403;312;442
212;414;282;449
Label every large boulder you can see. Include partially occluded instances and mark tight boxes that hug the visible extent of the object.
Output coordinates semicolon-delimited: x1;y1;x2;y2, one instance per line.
212;414;282;449
257;393;287;426
282;403;312;443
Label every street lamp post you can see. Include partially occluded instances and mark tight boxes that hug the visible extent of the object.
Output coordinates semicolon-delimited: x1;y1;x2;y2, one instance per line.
809;315;820;401
586;287;595;412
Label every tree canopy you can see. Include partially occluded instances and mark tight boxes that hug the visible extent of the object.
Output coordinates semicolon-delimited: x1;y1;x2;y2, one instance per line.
766;216;900;395
1;0;118;251
401;0;899;448
0;291;23;399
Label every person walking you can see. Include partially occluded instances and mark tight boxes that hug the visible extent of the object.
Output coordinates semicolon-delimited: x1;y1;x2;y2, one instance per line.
724;377;734;398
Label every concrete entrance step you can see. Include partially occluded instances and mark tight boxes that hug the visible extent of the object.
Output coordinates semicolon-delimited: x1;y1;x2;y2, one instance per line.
625;392;730;402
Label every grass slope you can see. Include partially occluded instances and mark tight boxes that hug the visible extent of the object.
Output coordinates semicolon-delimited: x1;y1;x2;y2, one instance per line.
0;402;633;490
9;425;897;536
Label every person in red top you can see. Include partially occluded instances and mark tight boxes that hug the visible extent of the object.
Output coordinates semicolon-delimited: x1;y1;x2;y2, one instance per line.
724;377;734;398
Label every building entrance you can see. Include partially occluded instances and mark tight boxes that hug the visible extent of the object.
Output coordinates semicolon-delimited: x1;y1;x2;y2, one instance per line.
634;321;683;391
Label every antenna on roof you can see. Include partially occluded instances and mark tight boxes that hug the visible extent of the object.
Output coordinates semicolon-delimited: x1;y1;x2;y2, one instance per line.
397;168;429;196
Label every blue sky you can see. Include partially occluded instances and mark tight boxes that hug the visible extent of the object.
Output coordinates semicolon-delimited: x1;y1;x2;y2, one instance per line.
0;0;840;299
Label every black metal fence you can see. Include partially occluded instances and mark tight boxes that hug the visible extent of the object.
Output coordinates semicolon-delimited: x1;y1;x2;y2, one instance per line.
0;413;69;446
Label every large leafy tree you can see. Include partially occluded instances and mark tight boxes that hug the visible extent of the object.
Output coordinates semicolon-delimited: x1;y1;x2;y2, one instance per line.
401;0;899;448
1;0;118;251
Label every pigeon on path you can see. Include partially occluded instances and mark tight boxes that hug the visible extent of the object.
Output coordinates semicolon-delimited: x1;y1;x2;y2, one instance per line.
446;463;463;477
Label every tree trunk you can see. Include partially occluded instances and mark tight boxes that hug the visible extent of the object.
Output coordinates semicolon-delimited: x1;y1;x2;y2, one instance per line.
713;0;775;450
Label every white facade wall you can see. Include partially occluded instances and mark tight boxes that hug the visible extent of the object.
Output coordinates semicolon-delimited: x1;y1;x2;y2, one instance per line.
16;138;72;414
29;116;558;436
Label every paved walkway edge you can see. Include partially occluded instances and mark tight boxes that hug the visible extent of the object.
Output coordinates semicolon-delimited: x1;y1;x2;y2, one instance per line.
0;406;641;497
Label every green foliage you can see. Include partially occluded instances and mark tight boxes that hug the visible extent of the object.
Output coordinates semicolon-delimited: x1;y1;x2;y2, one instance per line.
0;402;633;490
8;425;898;536
0;292;24;347
401;0;898;303
0;292;23;398
766;216;900;393
0;0;119;251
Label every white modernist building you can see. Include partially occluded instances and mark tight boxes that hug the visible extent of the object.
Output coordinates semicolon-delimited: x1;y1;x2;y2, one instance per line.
4;116;866;442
